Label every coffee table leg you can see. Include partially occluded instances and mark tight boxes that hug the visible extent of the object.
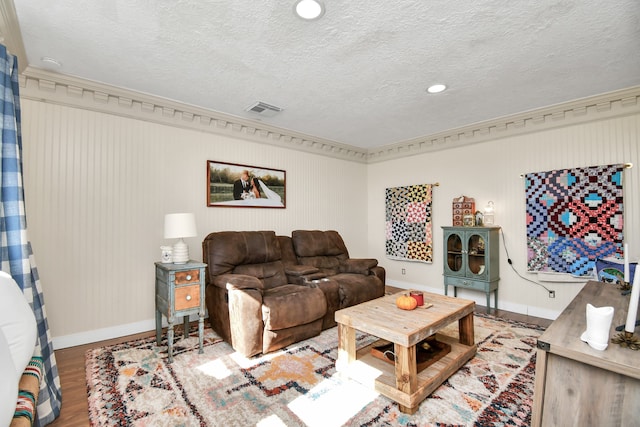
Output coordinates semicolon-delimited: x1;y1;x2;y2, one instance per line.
395;344;418;414
459;312;475;346
336;323;356;374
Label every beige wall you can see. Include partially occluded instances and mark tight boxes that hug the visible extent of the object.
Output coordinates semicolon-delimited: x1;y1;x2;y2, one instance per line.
22;100;369;348
20;88;640;348
368;115;640;319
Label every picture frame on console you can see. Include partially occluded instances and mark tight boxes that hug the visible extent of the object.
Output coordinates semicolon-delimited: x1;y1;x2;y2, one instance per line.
207;160;286;208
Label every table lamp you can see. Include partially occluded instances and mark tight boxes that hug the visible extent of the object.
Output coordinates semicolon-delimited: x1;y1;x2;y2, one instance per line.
164;213;197;264
483;201;495;225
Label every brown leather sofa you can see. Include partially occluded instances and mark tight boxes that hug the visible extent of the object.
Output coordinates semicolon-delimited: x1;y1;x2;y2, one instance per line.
279;230;386;329
203;231;327;357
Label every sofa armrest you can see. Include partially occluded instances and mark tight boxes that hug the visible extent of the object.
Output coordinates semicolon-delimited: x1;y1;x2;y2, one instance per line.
283;265;323;285
339;258;378;275
214;277;264;357
212;274;264;291
227;287;264;357
371;265;386;284
284;265;320;277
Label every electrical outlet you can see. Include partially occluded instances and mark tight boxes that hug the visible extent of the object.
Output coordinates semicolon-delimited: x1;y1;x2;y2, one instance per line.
549;290;555;298
401;268;406;275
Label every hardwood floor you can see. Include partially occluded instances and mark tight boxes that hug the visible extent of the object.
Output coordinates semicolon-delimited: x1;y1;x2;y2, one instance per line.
47;288;552;426
49;330;156;427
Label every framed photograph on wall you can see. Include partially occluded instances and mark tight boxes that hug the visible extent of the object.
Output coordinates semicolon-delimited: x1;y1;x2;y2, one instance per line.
207;160;286;208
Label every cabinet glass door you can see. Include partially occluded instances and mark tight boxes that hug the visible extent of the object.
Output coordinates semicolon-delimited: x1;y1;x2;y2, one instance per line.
467;233;486;276
447;233;463;272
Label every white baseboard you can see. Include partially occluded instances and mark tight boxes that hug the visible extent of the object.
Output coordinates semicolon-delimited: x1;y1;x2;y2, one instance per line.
386;279;559;320
53;319;155;350
52;314;203;350
54;281;559;350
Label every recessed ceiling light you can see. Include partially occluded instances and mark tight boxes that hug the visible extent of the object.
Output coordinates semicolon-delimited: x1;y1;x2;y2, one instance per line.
294;0;325;20
426;84;447;94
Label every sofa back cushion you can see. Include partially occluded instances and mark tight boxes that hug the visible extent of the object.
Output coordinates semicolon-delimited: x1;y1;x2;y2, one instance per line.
203;231;287;289
276;235;298;267
291;230;350;272
232;261;287;290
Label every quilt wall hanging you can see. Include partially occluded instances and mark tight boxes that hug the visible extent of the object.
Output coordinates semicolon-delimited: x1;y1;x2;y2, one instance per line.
525;163;625;277
385;183;434;263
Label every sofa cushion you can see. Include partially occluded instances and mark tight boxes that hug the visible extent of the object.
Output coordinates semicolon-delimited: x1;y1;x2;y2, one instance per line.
262;285;326;330
276;235;298;267
233;261;288;290
291;230;349;258
299;257;341;274
0;271;37;378
204;231;283;277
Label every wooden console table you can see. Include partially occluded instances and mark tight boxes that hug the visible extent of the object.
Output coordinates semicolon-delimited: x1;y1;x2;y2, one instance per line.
532;281;640;426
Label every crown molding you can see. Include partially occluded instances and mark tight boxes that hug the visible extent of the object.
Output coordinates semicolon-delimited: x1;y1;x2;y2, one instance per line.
19;67;370;163
18;67;640;165
367;86;640;163
0;0;27;73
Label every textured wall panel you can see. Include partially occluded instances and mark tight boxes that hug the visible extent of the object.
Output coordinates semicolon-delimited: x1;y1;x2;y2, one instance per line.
21;100;368;344
368;114;640;319
20;98;640;344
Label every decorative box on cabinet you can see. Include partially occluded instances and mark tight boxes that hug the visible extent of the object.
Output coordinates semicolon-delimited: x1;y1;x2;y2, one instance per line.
155;261;207;363
442;226;500;313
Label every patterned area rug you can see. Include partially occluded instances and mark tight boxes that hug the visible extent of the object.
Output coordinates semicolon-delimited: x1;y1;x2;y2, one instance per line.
86;313;544;426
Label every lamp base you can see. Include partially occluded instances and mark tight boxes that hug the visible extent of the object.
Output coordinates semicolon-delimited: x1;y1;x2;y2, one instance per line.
172;239;189;264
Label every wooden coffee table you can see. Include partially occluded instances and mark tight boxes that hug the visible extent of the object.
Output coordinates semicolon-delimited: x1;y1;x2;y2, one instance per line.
335;292;476;414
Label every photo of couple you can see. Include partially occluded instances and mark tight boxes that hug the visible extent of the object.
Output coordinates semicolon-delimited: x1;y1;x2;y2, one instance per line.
207;161;286;208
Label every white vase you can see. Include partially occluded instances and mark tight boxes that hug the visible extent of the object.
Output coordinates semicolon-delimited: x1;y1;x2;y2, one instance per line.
580;303;614;351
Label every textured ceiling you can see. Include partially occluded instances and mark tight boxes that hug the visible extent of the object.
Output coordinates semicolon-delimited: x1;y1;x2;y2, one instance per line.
10;0;640;149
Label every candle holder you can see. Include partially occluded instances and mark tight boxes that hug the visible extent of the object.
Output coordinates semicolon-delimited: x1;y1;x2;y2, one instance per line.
611;331;640;350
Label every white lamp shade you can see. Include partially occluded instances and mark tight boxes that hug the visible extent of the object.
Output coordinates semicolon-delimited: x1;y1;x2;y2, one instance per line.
164;213;197;239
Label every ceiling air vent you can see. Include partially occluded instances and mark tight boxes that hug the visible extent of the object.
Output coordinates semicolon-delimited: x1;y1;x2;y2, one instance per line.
245;101;283;117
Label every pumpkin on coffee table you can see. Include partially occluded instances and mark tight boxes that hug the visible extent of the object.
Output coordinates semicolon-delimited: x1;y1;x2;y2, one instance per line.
395;294;418;310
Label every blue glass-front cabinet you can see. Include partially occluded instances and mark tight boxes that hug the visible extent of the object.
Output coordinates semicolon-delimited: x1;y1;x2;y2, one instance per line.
442;226;500;313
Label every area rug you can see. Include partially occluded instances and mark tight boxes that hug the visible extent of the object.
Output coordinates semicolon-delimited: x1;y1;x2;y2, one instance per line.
86;313;545;426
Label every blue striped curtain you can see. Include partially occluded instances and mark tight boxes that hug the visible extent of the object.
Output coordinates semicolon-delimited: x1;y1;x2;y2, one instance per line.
0;45;61;425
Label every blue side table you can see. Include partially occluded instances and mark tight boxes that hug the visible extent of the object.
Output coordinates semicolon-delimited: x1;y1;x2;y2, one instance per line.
155;260;207;363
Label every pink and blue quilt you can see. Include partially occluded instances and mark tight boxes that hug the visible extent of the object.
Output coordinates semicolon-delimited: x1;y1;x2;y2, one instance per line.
525;164;624;276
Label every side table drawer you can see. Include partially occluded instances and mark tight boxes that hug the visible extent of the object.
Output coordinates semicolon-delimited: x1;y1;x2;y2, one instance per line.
445;276;487;291
174;285;200;311
175;269;200;285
